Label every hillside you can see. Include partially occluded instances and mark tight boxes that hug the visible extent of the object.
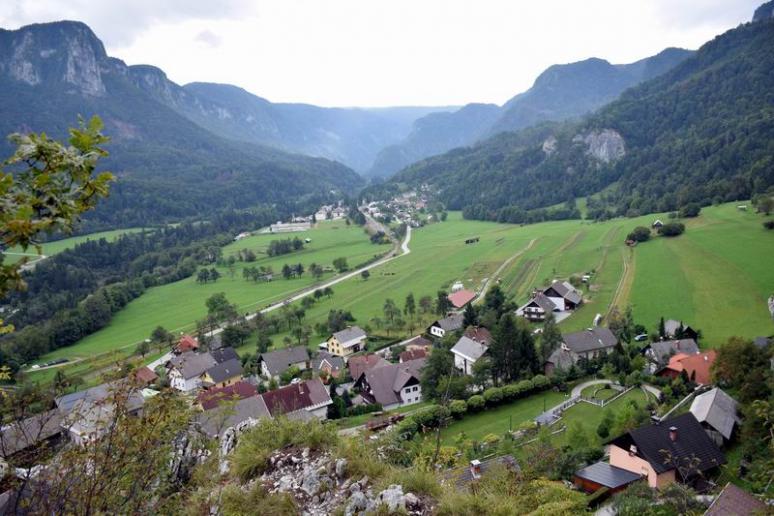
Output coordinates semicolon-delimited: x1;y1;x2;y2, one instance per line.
389;16;774;222
0;21;365;228
366;48;692;178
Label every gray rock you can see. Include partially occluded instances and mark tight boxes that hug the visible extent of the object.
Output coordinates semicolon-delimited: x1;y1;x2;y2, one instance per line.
301;468;321;496
405;492;419;507
349;482;361;493
345;491;368;516
378;484;406;512
302;447;310;459
278;475;294;492
335;458;348;478
580;129;625;163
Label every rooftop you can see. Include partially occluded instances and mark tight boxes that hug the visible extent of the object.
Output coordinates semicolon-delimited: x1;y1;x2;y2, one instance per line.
562;327;618;354
451;336;488;362
259;346;310;377
575;461;642;489
448;289;476;309
690;387;740;440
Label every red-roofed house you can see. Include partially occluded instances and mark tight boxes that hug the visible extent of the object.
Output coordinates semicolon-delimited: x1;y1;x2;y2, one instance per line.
196;381;258;410
658;350;717;385
259;378;332;419
399;348;427;363
175;335;199;354
348;354;389;381
134;366;158;385
448;289;476;309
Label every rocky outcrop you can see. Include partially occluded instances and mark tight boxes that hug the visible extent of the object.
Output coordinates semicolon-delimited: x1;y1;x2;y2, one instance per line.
256;447;428;515
574;129;625;163
753;1;774;22
542;135;558;155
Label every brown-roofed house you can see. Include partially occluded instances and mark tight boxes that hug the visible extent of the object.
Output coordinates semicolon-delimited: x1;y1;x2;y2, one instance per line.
196;381;258;411
403;335;432;353
399;348;427;363
658;350;717;385
175;335;199;354
259;378;332;419
448;289;476;309
463;326;493;346
704;482;766;516
348;353;389;381
355;358;425;410
134;366;158;385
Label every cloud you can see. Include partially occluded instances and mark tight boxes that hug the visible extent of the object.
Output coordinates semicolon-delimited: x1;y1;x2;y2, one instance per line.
0;0;255;46
195;29;221;48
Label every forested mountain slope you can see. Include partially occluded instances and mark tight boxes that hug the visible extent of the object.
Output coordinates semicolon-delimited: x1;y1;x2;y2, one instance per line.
0;21;363;228
389;17;774;223
367;48;692;178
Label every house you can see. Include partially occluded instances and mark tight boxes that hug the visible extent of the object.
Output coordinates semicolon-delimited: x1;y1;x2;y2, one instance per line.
464;326;493;346
134;366;158;385
210;346;240;364
573;461;643;494
200;358;243;389
327;326;367;357
196;381;258;410
403;335;433;353
544;327;618;375
258;346;310;380
643;339;699;371
652;219;664;228
175;334;199;354
542;280;583;311
399;348;427;363
607;413;726;488
515;293;557;322
443;456;520;489
704;482;767;516
689;388;740;447
428;313;464;338
312;351;346;380
260;378;332;419
196;395;271;439
664;320;699;340
448;289;476;309
348;354;389;382
658;350;716;385
0;410;65;465
451;336;488;376
355;358;425;410
167;352;217;392
58;383;145;446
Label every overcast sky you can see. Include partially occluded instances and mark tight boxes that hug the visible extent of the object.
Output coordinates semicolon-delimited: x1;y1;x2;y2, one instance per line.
0;0;761;107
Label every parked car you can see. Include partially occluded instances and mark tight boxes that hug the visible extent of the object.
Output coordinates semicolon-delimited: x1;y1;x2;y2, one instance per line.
634;334;649;342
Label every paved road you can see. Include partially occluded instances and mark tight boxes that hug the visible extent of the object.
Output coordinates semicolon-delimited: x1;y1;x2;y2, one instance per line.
571;379;613;397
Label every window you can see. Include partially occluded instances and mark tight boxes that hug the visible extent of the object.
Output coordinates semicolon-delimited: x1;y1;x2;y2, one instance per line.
412;386;418;392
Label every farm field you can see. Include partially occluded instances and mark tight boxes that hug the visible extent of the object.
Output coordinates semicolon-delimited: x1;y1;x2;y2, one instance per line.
2;227;150;264
33;221;388;364
28;202;774;382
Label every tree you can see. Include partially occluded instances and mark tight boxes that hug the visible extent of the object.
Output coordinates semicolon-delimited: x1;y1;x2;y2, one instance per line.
196;268;211;284
754;194;774;215
658;222;685;237
490;313;539;384
713;336;770;403
383;299;400;325
538;313;562;364
323;286;334;298
206;292;238;323
420;346;456;400
471;357;492;387
209;268;221;282
462;302;478;327
404;293;416;318
608;306;635;343
626;226;651;242
310;263;324;280
361;269;370;281
484;285;506;317
222;323;251;347
679;203;701;218
256;334;272;354
281;263;293;279
658;317;666;340
294;263;304;277
313;289;324;300
332;257;348;273
136;340;150;358
418;296;433;314
435;290;452;316
0;117;113;303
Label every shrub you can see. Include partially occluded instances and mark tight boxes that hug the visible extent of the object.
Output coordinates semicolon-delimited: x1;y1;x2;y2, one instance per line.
626;226;651;242
764;220;774;230
412;405;450;429
679;203;701;218
658;222;685;237
466;395;485;412
449;399;467;419
394;417;419;439
483;387;504;406
503;384;521;399
348;403;382;416
516;379;534;396
482;433;501;446
531;375;549;390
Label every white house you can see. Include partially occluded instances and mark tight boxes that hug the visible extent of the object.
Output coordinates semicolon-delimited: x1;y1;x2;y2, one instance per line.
167;352;217;392
354;358;425;410
451;336;488;375
427;314;464;339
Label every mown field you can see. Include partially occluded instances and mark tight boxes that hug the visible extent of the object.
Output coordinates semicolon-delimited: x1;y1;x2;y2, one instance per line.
28;202;774;382
1;227;149;264
34;221;388;364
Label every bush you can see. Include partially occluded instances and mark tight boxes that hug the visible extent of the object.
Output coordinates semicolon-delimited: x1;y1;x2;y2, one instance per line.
466;395;485;412
394;417;419;439
679;203;701;218
658;222;685;237
483;387;504;406
503;384;521;399
531;375;549;390
449;399;467;419
412;405;450;429
764;220;774;230
516;379;534;396
626;226;651;242
347;403;382;416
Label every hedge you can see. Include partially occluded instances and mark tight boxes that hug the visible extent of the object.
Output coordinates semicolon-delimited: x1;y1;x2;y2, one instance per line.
449;400;467;419
483;387;504;405
466;395;485;412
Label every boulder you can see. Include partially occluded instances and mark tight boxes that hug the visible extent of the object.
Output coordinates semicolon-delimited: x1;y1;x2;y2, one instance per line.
335;458;347;478
378;484;406;512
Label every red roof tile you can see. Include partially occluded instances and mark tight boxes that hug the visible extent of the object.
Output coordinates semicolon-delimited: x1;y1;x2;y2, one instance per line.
348;354;389;381
176;335;199;353
399;349;427;362
134;366;158;384
260;378;331;417
665;350;717;385
197;381;258;411
448;289;476;309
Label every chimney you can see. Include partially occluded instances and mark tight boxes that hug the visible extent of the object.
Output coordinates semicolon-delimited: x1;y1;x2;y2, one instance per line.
669;426;678;442
470;459;481;478
629;444;638;456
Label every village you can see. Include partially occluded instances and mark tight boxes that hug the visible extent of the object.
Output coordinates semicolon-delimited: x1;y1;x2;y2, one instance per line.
1;262;770;515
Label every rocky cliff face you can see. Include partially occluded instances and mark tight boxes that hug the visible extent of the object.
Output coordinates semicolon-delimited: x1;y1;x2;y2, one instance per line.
575;129;626;163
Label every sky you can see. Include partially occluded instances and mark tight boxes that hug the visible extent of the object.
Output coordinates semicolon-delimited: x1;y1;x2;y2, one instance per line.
0;0;762;107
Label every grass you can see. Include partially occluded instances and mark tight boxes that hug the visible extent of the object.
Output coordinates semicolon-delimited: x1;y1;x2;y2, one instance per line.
29;202;774;382
439;390;566;444
335;400;433;429
580;385;617;401
31;220;388;365
2;227;150;264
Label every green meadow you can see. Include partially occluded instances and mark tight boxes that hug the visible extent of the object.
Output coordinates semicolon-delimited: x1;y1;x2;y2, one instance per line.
29;203;774;381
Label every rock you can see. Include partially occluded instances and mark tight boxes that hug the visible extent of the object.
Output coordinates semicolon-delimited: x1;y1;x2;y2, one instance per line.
358;475;369;487
278;475;294;492
301;468;321;496
542;135;557;155
291;455;302;464
580;129;625;163
302;447;310;459
378;484;406;512
345;491;369;516
349;482;361;493
405;492;419;507
335;458;347;478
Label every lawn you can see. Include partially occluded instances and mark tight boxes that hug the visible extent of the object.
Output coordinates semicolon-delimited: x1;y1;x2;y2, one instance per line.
439;390;566;445
580;385;618;401
2;227;150;264
33;221;388;364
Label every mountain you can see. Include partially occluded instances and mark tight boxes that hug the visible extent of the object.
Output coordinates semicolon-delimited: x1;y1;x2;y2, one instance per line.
365;48;692;178
0;21;364;228
754;0;774;21
387;14;774;223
